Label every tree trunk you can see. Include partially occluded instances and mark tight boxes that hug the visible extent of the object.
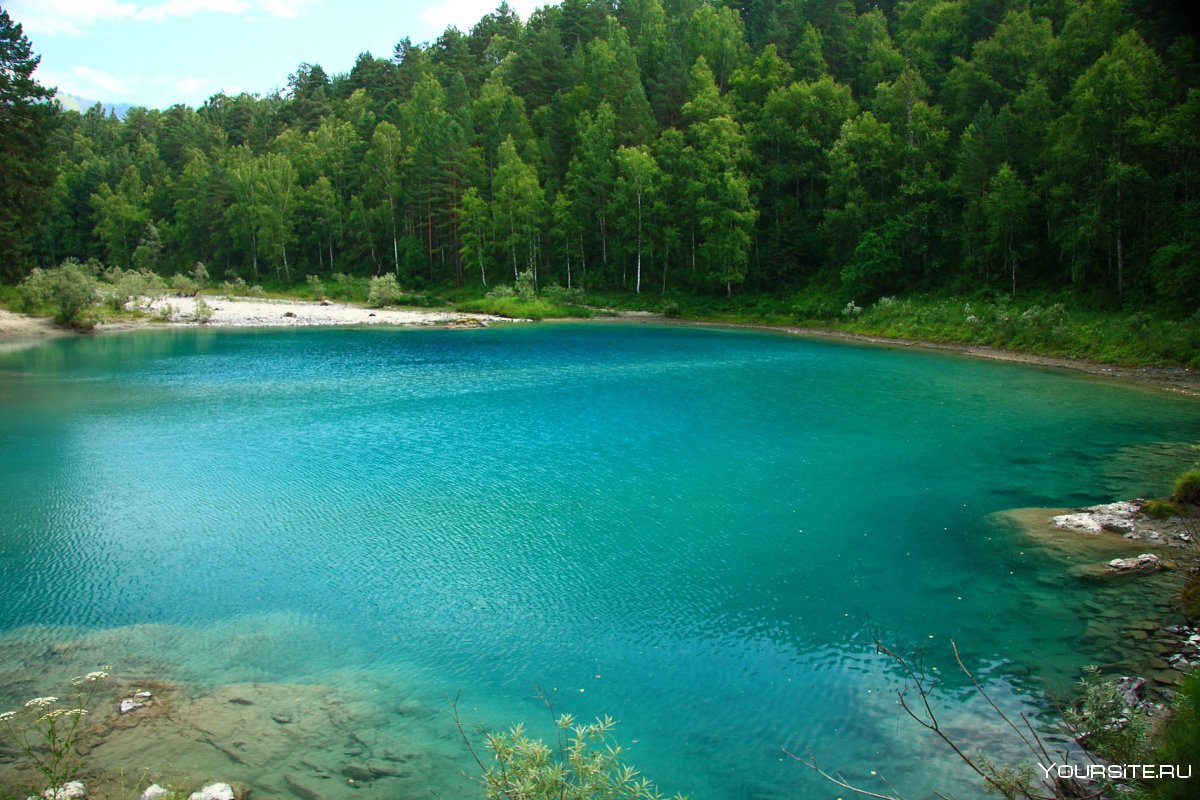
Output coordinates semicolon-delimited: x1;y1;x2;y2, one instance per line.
635;189;643;294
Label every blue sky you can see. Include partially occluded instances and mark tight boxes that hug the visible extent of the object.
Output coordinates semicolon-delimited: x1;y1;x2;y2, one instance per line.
6;0;546;109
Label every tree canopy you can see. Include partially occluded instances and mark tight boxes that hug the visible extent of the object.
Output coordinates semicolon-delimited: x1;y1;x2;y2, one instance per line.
6;0;1200;310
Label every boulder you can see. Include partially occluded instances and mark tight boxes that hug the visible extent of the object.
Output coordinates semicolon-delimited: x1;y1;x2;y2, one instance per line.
119;698;146;715
1108;553;1162;571
141;785;170;800
1113;676;1146;707
42;782;87;800
188;784;234;800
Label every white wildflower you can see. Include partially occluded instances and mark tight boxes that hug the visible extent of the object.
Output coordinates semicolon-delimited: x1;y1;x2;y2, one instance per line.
66;708;88;717
71;671;109;685
0;710;16;722
25;697;57;708
37;709;68;721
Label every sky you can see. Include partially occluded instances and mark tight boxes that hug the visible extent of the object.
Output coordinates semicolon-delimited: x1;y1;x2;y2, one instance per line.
6;0;547;109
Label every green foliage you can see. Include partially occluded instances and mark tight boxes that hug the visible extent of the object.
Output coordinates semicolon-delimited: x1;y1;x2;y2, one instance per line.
458;295;591;321
170;273;199;297
306;274;325;301
1064;666;1149;765
103;267;166;312
218;277;265;298
326;273;369;303
192;262;210;287
18;261;100;328
367;273;401;307
0;669;109;797
1143;671;1200;800
193;296;213;324
6;0;1200;345
480;714;685;800
1142;499;1185;519
1172;470;1200;504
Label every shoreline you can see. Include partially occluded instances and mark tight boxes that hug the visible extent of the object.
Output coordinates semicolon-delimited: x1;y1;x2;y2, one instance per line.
3;300;1198;396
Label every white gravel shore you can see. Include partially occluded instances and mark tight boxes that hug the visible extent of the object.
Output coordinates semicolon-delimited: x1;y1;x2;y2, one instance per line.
142;295;514;329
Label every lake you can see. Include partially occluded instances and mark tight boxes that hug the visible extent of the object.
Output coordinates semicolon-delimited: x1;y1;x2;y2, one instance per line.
1;324;1197;799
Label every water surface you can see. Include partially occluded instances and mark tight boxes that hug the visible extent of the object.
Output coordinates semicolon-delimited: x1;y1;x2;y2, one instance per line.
0;324;1197;798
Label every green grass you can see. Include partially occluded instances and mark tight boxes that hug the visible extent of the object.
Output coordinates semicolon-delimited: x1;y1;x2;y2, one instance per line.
457;295;592;321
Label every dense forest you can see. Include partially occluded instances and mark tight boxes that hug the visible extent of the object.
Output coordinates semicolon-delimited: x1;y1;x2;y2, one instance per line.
2;0;1198;311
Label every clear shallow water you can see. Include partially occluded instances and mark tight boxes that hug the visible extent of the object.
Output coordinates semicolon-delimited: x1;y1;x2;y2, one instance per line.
0;324;1197;799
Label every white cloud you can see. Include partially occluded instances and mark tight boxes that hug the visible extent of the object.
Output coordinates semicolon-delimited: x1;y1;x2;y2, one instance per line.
419;0;540;35
53;65;133;98
177;76;206;96
135;0;251;23
8;0;314;34
7;0;136;36
257;0;315;19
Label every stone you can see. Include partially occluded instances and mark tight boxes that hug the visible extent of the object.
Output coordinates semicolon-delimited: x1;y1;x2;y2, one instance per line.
271;713;292;725
188;784;234;800
341;765;373;782
1114;676;1146;707
283;776;321;800
1108;553;1162;571
141;785;169;800
42;782;87;800
134;691;152;699
119;698;146;714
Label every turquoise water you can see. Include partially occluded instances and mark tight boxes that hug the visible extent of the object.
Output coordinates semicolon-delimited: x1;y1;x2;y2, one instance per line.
0;324;1198;799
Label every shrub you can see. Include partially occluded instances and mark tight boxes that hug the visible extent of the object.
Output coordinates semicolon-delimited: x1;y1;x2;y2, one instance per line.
104;268;166;312
514;269;536;302
1147;670;1200;800
1173;470;1200;504
0;669;109;798
306;274;325;301
1142;499;1185;520
218;277;265;297
473;713;684;800
1064;666;1149;764
192;261;209;287
18;261;100;328
170;273;199;296
368;273;401;307
193;297;214;324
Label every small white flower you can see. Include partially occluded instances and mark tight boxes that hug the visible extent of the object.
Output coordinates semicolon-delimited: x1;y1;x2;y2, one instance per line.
66;708;88;717
71;671;109;685
25;697;57;708
37;709;68;721
0;710;16;722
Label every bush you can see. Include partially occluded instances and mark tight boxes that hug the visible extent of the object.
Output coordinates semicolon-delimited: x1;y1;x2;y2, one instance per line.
170;273;199;296
18;261;100;328
474;713;683;800
368;273;401;307
193;297;213;324
1146;671;1200;800
1173;470;1200;504
218;277;265;297
306;274;325;301
1142;499;1185;519
104;268;166;312
192;261;209;286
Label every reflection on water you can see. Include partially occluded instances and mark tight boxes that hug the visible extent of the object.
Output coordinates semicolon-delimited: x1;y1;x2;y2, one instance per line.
1;325;1198;799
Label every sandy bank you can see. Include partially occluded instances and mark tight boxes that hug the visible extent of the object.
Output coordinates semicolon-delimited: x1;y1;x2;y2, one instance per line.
139;295;515;329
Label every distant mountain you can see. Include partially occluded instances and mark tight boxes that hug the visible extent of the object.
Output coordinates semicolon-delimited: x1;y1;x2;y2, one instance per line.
55;92;133;120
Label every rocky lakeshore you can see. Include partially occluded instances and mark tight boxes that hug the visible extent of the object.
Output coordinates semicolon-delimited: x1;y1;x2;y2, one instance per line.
998;499;1198;707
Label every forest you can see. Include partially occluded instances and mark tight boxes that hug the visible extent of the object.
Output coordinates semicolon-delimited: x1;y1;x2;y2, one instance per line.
1;0;1198;315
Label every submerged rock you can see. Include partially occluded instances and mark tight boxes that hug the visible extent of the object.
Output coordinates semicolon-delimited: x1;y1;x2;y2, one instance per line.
140;785;169;800
1053;501;1143;535
41;781;87;800
119;698;146;714
1108;553;1163;571
188;783;234;800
